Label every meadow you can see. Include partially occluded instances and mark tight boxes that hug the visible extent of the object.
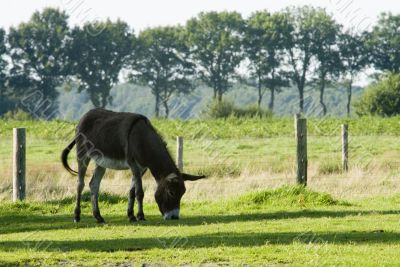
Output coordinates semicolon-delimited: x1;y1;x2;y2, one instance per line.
0;117;400;266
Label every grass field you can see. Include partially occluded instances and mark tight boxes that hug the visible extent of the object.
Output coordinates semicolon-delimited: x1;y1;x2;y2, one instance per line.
0;187;400;266
0;117;400;266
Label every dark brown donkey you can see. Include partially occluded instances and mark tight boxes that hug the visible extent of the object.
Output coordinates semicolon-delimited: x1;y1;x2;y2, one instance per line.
62;108;205;223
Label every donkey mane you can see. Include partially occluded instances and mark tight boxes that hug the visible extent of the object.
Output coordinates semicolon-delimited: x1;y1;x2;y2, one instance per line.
140;118;180;175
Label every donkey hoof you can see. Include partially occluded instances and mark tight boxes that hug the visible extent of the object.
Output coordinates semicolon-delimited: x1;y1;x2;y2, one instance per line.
137;214;146;221
96;218;106;224
129;216;137;223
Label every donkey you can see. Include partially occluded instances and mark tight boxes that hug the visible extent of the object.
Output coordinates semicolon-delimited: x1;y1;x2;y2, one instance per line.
61;108;205;223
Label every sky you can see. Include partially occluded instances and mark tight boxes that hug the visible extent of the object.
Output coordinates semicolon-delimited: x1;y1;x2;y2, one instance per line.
1;0;400;32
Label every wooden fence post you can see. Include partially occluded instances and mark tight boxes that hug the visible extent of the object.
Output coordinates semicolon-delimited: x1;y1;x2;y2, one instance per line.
295;114;307;186
342;124;349;172
13;128;26;202
176;136;183;172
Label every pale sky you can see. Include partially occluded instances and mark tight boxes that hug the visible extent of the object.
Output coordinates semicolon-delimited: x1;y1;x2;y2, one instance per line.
1;0;400;32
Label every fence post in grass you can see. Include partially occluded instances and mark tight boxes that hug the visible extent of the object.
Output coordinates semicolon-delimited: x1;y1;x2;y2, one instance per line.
342;124;349;172
13;128;26;202
294;114;307;186
176;136;183;172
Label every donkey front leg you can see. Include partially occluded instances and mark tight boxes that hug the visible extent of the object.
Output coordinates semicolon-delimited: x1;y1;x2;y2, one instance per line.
127;162;146;222
89;165;106;223
135;174;145;221
74;157;90;223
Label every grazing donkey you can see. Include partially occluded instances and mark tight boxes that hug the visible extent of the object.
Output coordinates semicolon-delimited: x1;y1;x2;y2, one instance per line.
61;108;205;223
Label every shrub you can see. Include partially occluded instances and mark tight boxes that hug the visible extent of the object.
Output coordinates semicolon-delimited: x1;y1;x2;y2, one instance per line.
2;109;33;121
355;73;400;117
203;100;273;119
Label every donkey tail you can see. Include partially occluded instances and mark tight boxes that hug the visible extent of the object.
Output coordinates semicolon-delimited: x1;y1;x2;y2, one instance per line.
62;139;78;175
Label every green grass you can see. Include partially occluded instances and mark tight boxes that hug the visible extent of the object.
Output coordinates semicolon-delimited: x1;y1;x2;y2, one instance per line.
0;187;399;266
1;118;400;265
1;116;400;140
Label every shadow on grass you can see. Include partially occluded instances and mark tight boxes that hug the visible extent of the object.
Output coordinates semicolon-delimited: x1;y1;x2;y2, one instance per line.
0;209;399;235
0;230;399;252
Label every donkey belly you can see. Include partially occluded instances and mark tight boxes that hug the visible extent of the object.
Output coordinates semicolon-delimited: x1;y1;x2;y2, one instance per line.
93;156;130;170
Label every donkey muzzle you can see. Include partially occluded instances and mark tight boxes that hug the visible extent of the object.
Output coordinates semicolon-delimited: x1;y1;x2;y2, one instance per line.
163;208;180;220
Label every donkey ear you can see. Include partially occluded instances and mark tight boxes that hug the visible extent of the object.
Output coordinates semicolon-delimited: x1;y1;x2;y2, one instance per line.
182;173;206;181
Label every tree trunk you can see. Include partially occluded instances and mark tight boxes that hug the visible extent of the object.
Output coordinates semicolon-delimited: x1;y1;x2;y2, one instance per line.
268;87;275;111
298;85;304;113
98;91;108;108
217;89;223;102
213;88;217;99
347;79;353;117
257;74;262;108
163;100;169;119
155;93;160;117
319;79;327;116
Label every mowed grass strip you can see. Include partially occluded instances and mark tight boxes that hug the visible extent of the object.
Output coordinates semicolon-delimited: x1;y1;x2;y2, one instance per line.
0;187;399;266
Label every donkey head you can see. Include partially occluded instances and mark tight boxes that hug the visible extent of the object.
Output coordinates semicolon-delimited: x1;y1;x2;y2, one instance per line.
155;173;206;220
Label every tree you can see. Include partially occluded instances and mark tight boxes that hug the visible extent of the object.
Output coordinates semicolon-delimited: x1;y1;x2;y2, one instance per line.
185;11;245;102
355;73;400;117
69;20;133;108
129;26;194;118
0;27;11;115
310;14;342;116
243;11;290;110
283;6;338;113
339;31;369;116
8;8;70;117
0;28;7;97
368;13;400;73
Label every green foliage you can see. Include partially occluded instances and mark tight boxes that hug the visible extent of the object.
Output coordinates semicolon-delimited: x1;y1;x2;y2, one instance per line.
311;11;342;116
2;109;33;121
130;26;194;117
238;186;338;207
284;6;341;113
69;19;133;108
203;100;273;119
338;31;369;116
0;27;6;91
185;11;245;101
7;8;70;117
243;11;291;109
368;13;400;72
355;73;400;117
203;100;236;118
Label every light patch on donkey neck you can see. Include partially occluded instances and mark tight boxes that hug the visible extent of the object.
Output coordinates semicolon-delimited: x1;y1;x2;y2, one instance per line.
93;156;130;170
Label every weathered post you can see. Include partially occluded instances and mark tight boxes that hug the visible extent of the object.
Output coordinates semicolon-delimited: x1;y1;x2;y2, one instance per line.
13;128;26;201
342;124;349;172
176;136;183;172
294;114;307;186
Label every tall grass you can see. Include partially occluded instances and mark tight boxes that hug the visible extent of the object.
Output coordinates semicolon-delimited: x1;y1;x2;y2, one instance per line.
2;116;400;140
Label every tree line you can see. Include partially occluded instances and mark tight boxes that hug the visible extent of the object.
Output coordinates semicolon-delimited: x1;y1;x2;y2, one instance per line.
0;7;399;118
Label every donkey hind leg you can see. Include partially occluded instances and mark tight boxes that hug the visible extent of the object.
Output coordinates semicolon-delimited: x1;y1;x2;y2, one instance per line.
135;168;146;221
74;157;90;223
89;165;106;223
127;162;146;222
